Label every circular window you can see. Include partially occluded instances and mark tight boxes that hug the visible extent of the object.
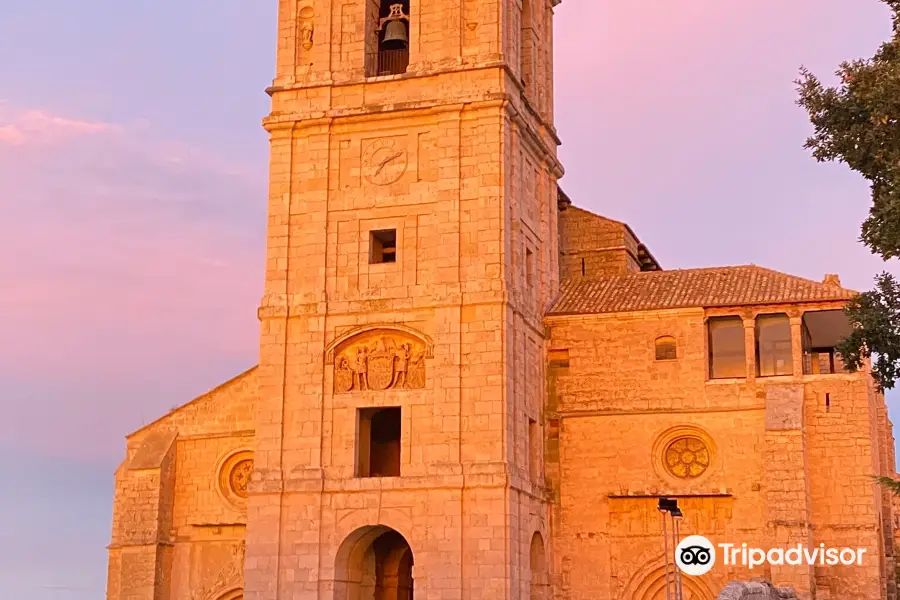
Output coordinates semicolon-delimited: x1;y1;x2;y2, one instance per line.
663;436;710;479
217;450;253;508
652;426;716;484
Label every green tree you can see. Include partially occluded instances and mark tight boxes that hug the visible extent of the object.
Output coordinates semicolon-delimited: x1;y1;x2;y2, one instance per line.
796;0;900;391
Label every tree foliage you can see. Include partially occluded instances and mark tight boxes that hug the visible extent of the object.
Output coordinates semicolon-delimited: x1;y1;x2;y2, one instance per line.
835;272;900;389
797;0;900;390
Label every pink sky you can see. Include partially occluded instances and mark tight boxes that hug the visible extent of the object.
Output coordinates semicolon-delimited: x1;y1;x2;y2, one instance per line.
2;1;898;597
0;0;897;460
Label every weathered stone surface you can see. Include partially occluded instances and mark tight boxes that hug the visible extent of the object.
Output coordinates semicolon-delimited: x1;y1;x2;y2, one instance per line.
717;580;797;600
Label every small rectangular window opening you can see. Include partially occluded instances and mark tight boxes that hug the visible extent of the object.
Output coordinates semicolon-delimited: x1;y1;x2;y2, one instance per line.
548;349;570;370
581;257;586;276
825;393;831;413
357;407;401;477
370;229;397;264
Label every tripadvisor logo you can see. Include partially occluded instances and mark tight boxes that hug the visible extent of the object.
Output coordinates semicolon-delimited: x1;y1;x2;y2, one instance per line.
673;535;868;575
675;535;716;576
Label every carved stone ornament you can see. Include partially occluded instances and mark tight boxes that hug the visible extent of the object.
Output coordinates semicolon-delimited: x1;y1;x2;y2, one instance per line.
229;460;253;498
218;450;254;507
189;541;245;600
663;436;710;479
332;329;429;393
298;5;314;51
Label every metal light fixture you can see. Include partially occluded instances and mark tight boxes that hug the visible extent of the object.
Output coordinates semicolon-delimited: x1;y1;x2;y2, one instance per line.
657;497;685;600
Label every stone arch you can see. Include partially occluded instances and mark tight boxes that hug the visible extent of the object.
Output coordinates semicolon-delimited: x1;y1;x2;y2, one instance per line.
529;532;549;600
624;562;715;600
334;525;415;600
213;589;243;600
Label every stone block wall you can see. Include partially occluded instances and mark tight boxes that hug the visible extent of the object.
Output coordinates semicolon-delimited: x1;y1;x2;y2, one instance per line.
545;302;894;600
557;206;642;279
106;369;257;600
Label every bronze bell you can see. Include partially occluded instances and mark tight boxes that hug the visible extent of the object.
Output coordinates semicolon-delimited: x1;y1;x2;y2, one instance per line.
382;19;409;47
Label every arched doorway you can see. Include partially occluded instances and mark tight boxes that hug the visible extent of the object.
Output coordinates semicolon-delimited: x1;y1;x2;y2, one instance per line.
529;532;548;600
626;565;714;600
334;525;414;600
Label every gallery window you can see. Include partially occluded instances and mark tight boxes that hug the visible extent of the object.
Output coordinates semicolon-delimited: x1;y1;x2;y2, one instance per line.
655;336;677;361
802;310;851;374
357;407;401;477
370;229;397;264
708;316;746;379
755;314;793;377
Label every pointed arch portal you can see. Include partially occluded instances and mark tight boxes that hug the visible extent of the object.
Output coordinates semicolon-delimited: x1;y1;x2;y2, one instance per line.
334;525;414;600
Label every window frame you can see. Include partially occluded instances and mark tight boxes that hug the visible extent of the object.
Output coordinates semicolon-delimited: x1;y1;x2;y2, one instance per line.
755;313;793;377
707;316;747;380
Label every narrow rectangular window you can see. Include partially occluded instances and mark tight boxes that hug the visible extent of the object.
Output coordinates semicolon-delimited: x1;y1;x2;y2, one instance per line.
708;316;746;379
755;314;793;377
357;407;401;477
528;418;539;482
370;229;397;264
526;247;534;286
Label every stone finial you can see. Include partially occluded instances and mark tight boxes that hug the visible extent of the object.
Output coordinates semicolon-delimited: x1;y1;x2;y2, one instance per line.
823;273;842;286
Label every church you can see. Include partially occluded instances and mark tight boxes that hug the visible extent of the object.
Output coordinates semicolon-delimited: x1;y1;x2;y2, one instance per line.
104;1;899;599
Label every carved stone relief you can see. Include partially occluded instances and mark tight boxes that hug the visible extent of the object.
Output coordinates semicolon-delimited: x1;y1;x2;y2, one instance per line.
217;450;254;507
297;5;314;51
189;541;246;600
332;329;430;393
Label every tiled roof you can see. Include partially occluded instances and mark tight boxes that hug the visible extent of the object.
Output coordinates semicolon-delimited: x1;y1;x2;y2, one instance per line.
547;265;855;315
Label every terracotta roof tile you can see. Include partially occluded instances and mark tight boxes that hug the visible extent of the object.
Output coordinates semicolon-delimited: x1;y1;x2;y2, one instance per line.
547;265;855;315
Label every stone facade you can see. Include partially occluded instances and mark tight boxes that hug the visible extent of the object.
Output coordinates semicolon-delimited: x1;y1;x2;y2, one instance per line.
104;1;898;599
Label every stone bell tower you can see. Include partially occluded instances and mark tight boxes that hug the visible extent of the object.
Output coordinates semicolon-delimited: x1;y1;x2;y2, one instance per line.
245;0;564;598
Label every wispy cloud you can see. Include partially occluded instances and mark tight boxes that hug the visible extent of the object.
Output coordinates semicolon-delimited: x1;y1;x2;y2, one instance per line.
0;103;266;460
0;101;119;147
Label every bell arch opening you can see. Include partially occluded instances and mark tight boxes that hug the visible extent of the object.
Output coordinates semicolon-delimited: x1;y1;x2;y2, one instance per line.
529;532;549;600
334;525;414;600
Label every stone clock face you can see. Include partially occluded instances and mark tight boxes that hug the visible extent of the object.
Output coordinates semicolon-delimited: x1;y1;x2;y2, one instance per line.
362;138;407;185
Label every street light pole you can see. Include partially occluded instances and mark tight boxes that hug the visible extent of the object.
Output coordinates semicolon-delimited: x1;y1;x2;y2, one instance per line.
671;507;684;600
658;497;678;600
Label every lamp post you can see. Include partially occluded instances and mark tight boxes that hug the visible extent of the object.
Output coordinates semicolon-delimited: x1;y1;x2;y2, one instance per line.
657;498;677;600
671;507;684;600
658;498;685;600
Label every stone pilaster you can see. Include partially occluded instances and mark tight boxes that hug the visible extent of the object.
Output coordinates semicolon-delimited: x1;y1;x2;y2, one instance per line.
764;384;814;599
